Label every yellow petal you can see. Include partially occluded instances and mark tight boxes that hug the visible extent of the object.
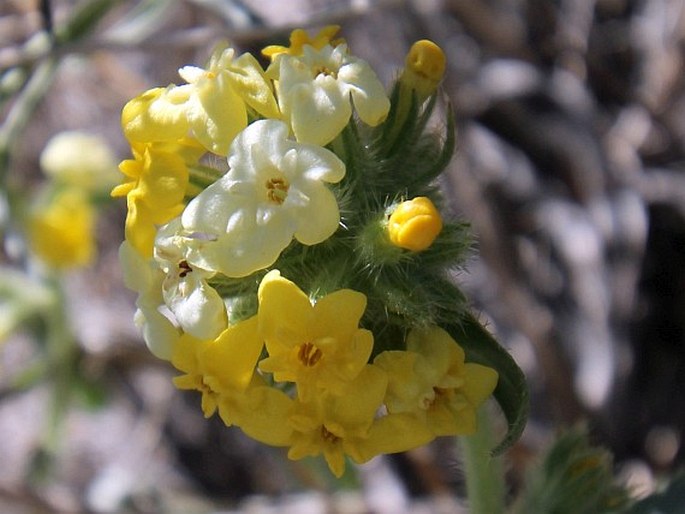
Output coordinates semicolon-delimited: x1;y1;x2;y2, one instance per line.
234;385;294;446
463;363;499;406
258;270;313;347
350;413;434;464
311;289;366;342
202;316;263;392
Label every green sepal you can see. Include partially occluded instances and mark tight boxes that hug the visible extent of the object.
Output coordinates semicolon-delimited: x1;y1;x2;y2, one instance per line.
444;311;529;456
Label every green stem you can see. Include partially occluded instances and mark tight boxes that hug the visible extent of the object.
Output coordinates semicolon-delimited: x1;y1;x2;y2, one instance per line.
460;406;507;514
31;276;78;483
0;58;58;185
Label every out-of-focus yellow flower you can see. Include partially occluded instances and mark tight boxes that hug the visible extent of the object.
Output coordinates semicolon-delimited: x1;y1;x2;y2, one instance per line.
112;140;203;257
387;196;443;252
28;188;96;269
374;326;498;436
28;187;96;269
266;39;390;146
257;270;373;402
40;131;119;193
262;25;343;60
179;47;279;155
400;39;446;101
171;315;263;424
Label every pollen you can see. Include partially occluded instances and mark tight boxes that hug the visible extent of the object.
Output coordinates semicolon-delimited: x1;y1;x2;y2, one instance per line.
298;342;323;367
265;177;289;204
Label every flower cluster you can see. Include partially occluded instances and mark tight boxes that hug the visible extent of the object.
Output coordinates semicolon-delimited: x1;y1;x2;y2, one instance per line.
114;27;498;476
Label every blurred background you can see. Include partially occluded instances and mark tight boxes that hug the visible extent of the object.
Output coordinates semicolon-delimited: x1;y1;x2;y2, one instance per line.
2;0;685;512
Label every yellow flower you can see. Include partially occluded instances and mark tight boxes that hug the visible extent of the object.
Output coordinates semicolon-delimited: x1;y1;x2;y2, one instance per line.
374;326;498;436
171;315;263;425
387;196;443;252
121;86;192;145
111;140;204;257
287;365;433;477
400;39;446;101
178;46;279;155
28;187;96;269
262;25;344;60
257;270;373;401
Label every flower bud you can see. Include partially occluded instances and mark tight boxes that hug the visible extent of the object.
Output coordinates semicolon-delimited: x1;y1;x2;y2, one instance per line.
400;40;446;101
387;197;442;252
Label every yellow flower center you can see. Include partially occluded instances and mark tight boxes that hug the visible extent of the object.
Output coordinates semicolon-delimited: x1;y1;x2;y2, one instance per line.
298;341;323;367
320;425;340;444
313;65;337;79
266;177;289;204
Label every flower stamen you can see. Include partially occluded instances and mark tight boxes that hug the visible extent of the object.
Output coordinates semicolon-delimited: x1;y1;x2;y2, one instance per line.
320;425;340;444
298;341;323;367
265;177;289;204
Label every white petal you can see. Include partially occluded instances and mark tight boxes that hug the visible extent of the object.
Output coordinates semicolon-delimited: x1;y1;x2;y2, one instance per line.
167;279;227;340
289;79;351;146
137;306;180;360
292;183;340;245
338;59;390;126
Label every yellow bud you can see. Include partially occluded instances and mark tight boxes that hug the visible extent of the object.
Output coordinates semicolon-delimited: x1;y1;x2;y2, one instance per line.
400;39;446;100
387;197;443;252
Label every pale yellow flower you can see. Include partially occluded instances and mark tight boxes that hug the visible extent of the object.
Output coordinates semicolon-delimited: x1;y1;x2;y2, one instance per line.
267;41;390;146
181;120;345;277
179;47;279;155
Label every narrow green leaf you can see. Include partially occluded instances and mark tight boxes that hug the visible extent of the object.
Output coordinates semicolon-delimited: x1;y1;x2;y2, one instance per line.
444;311;529;455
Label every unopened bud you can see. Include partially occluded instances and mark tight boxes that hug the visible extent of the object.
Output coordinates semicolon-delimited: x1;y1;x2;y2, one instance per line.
400;40;446;101
387;197;442;252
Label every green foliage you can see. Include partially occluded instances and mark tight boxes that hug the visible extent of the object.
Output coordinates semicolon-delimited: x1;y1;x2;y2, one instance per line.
513;425;630;514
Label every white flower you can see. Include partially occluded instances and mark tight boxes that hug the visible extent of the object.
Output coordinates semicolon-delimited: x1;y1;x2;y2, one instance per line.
119;241;179;360
181;119;346;277
154;219;227;340
268;42;390;146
